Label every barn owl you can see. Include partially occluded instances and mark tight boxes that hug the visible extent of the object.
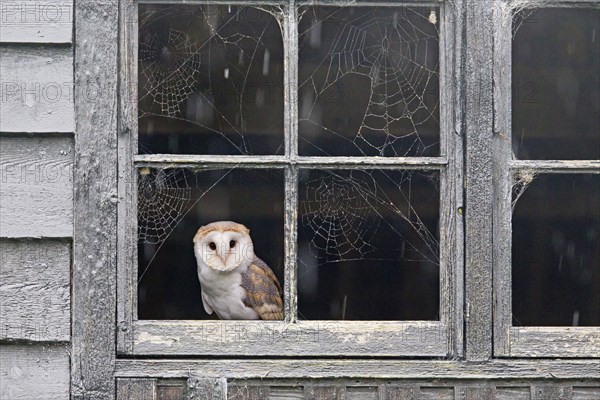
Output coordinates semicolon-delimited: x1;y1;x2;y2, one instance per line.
193;221;283;320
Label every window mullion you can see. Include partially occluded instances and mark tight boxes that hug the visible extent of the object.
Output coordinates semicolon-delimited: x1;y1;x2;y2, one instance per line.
491;1;513;357
464;0;495;361
284;166;299;323
284;0;299;159
284;0;299;323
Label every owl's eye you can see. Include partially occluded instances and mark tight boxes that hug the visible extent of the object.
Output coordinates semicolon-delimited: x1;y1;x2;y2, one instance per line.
229;240;236;248
209;242;216;251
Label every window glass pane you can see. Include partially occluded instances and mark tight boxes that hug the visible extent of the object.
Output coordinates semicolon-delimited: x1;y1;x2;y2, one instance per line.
512;9;600;160
137;168;284;319
512;174;600;326
297;169;440;320
298;7;440;157
138;5;284;155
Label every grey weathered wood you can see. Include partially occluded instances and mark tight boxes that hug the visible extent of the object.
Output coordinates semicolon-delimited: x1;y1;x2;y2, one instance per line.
0;47;74;133
0;136;73;238
133;155;448;170
228;385;270;400
531;386;573;400
283;1;298;159
304;386;344;400
346;387;377;400
283;0;299;325
509;327;600;358
117;378;157;400
492;0;514;358
510;160;600;173
132;320;447;356
157;381;189;400
188;377;227;400
0;0;73;43
439;0;464;358
379;386;418;400
115;359;600;380
267;387;304;400
420;387;453;400
71;0;118;397
464;0;494;361
284;167;298;322
0;240;70;342
116;0;138;355
495;387;530;400
455;385;493;400
0;344;69;400
572;387;600;400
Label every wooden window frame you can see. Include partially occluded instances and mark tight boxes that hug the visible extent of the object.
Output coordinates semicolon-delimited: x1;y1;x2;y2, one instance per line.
116;0;464;357
492;0;600;358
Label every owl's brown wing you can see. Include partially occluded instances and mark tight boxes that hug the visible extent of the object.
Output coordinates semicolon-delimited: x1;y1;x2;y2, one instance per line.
240;257;284;320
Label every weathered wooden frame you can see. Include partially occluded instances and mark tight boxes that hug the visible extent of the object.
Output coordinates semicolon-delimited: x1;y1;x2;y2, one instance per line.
117;0;465;357
492;0;600;358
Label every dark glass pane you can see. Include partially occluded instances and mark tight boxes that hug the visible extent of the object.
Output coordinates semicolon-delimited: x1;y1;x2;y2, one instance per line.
138;5;284;155
512;9;600;160
298;7;440;157
298;169;440;320
513;174;600;326
137;168;284;319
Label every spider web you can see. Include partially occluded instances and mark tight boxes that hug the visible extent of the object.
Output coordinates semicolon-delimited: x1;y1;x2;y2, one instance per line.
138;168;193;245
300;170;439;268
139;28;202;118
136;5;441;288
138;4;284;155
299;7;440;156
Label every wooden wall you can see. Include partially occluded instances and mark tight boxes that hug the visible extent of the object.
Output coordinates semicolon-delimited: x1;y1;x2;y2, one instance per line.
115;378;600;400
0;2;73;398
0;1;599;400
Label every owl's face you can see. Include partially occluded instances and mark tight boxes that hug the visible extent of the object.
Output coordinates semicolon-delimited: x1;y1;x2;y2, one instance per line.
193;221;254;272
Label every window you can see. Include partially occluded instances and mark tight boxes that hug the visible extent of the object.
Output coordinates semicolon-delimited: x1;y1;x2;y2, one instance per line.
493;7;599;357
117;1;599;359
117;1;463;356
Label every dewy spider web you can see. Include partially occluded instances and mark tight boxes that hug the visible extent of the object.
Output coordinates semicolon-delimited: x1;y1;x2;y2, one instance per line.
138;168;193;245
139;28;202;118
138;4;285;155
136;5;441;287
300;170;440;268
299;7;440;156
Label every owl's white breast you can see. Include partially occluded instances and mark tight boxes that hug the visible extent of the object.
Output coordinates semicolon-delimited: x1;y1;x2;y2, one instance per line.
196;262;259;320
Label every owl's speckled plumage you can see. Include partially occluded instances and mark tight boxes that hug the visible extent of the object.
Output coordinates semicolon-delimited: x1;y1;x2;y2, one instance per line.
193;221;283;320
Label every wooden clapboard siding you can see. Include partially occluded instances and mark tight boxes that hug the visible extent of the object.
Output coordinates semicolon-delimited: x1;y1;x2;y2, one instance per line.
0;136;73;238
0;0;73;43
0;0;75;396
0;240;70;341
0;47;74;133
0;345;69;400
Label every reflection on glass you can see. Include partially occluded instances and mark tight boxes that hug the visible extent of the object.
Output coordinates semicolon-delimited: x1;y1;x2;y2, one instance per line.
512;9;600;160
298;7;440;157
512;174;600;326
138;5;284;155
297;169;440;320
137;168;284;319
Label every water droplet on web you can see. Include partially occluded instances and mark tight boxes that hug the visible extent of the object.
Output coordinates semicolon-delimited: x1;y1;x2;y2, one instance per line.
428;10;437;25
